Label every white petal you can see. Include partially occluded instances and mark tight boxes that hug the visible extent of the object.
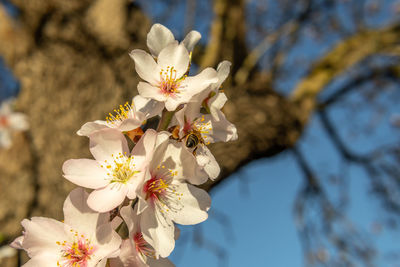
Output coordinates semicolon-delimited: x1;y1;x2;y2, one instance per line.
209;92;228;120
196;146;220;180
141;208;175;258
164;97;185;112
77;121;108;136
147;24;176;57
133;95;164;119
87;184;129;212
63;188;109;236
118;118;142;132
216;61;231;88
208;112;238;142
92;223;122;261
158;43;189;79
129;49;159;85
21;217;66;258
62;159;109;189
131;129;158;167
180;67;218;99
22;254;60;267
137;82;166;102
89;128;129;163
168;182;210;225
182;30;201;52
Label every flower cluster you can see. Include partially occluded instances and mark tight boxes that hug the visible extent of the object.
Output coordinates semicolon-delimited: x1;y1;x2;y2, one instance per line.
11;23;237;267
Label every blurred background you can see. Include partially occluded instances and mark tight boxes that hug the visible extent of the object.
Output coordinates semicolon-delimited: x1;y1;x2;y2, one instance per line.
0;0;399;266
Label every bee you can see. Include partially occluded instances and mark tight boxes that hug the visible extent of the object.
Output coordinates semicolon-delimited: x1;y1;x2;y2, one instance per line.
168;125;203;154
185;131;201;148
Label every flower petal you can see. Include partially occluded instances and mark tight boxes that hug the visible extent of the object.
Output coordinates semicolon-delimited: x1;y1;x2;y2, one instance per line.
137;82;166;102
89;128;129;163
87;184;129;212
62;159;109;189
147;24;176;57
141;208;175;258
180;67;218;99
63;188;109;236
21;217;66;258
196;146;220;180
157;43;189;79
168;182;210;225
133;95;164;119
92;223;122;261
129;49;159;85
77;121;108;136
182;30;201;52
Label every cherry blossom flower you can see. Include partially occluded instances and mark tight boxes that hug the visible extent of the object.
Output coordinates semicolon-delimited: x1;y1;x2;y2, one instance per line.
10;188;121;267
136;138;211;257
109;205;175;267
63;128;157;212
0;98;28;148
168;60;237;181
146;23;201;58
130;42;218;111
77;95;163;137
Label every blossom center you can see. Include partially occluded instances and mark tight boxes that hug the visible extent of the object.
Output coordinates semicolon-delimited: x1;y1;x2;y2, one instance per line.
134;232;155;259
143;175;170;202
101;153;140;184
106;102;134;126
56;231;96;267
159;66;185;95
143;170;182;213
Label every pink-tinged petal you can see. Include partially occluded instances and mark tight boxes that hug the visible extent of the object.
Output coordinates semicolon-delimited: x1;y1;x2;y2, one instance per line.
147;24;176;57
137;82;166;102
77;121;108;136
10;236;24;249
158;43;189;79
196;146;220;180
89;128;129;163
182;30;201;52
63;188;109;236
63;159;109;189
87;184;129;212
168;182;210;225
180;67;218;99
133;95;164;119
209;92;228;121
21;217;66;258
129;49;159;84
141;208;175;258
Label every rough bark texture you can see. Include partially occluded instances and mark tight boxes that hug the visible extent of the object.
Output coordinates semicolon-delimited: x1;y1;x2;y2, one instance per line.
0;0;399;266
